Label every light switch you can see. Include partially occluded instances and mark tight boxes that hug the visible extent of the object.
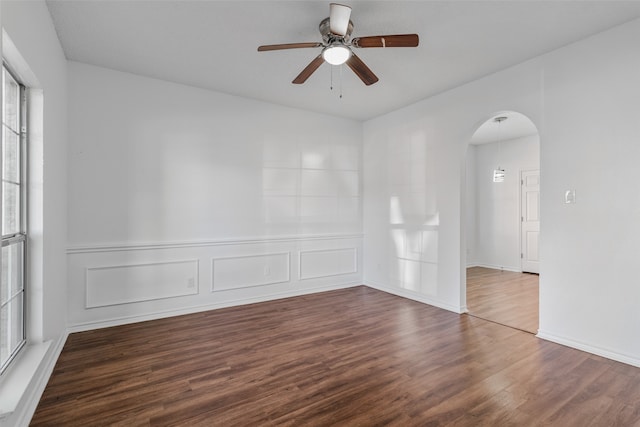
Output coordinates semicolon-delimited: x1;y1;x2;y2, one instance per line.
565;190;576;204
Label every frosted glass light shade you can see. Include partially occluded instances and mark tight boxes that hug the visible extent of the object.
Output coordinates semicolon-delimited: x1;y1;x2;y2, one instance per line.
323;46;351;65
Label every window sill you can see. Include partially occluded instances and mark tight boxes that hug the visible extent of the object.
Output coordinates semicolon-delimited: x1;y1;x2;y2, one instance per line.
0;341;51;419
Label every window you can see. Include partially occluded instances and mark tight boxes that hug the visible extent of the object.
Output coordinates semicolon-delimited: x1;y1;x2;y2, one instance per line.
1;64;27;374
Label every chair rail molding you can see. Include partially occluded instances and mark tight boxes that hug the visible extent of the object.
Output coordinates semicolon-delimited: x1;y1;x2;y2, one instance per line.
67;233;364;254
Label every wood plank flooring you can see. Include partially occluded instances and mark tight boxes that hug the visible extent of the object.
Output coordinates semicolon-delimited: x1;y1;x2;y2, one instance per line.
32;286;640;426
467;267;539;333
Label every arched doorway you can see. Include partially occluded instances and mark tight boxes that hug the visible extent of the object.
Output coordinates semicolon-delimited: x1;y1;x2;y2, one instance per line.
465;111;540;333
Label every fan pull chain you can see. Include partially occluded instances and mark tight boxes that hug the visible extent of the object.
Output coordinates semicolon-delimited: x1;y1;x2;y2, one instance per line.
329;65;344;99
330;65;334;91
339;64;343;99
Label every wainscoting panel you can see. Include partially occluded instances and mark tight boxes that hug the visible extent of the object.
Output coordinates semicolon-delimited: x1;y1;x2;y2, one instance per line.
299;248;357;280
86;260;199;308
212;253;290;292
67;234;362;331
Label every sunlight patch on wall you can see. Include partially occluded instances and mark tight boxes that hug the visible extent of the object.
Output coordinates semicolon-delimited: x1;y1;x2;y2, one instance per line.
390;228;439;296
261;137;361;233
386;128;439;297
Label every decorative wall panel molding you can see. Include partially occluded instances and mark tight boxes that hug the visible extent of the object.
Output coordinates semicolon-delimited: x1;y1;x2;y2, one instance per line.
68;235;362;330
86;260;199;308
212;253;290;292
299;248;357;280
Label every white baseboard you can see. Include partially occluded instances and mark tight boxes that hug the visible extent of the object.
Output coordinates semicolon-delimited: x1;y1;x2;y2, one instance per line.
537;330;640;368
467;263;521;273
1;332;68;427
68;281;361;333
364;280;464;314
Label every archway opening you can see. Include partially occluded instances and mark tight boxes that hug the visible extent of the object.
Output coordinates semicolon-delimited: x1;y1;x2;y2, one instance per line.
465;111;540;333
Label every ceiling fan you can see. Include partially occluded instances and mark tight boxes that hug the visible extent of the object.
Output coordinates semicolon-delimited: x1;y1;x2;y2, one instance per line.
257;3;419;86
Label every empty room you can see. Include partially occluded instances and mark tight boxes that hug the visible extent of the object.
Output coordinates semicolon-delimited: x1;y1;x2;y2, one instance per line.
1;1;640;425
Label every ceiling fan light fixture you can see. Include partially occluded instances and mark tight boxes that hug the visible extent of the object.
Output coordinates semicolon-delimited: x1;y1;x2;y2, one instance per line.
322;45;351;65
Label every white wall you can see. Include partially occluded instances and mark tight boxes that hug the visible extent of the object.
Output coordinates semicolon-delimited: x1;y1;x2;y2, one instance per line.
1;1;68;425
364;18;640;366
539;18;640;366
363;58;543;314
465;145;477;265
67;62;363;329
3;0;67;345
471;135;539;271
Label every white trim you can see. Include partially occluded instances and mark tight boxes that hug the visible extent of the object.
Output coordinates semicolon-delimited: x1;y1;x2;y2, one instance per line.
68;281;361;333
1;30;41;88
537;330;640;368
66;233;364;254
466;263;521;273
364;280;464;314
0;332;67;426
85;259;200;308
298;247;358;280
210;252;291;292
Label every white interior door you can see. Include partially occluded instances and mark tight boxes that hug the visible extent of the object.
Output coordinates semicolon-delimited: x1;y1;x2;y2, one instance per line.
521;170;540;273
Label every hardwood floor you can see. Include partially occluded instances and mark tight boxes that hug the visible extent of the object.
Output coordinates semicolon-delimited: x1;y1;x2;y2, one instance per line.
32;286;640;426
467;267;539;333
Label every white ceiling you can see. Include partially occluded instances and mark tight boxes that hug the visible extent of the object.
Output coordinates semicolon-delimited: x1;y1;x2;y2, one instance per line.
46;1;640;121
470;111;538;145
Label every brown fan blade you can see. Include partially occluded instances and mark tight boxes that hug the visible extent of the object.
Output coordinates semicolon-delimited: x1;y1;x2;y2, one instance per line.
258;42;322;52
345;53;378;86
292;55;325;84
352;34;419;48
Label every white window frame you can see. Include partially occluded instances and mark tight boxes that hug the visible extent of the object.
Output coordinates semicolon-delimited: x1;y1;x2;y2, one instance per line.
0;62;27;375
